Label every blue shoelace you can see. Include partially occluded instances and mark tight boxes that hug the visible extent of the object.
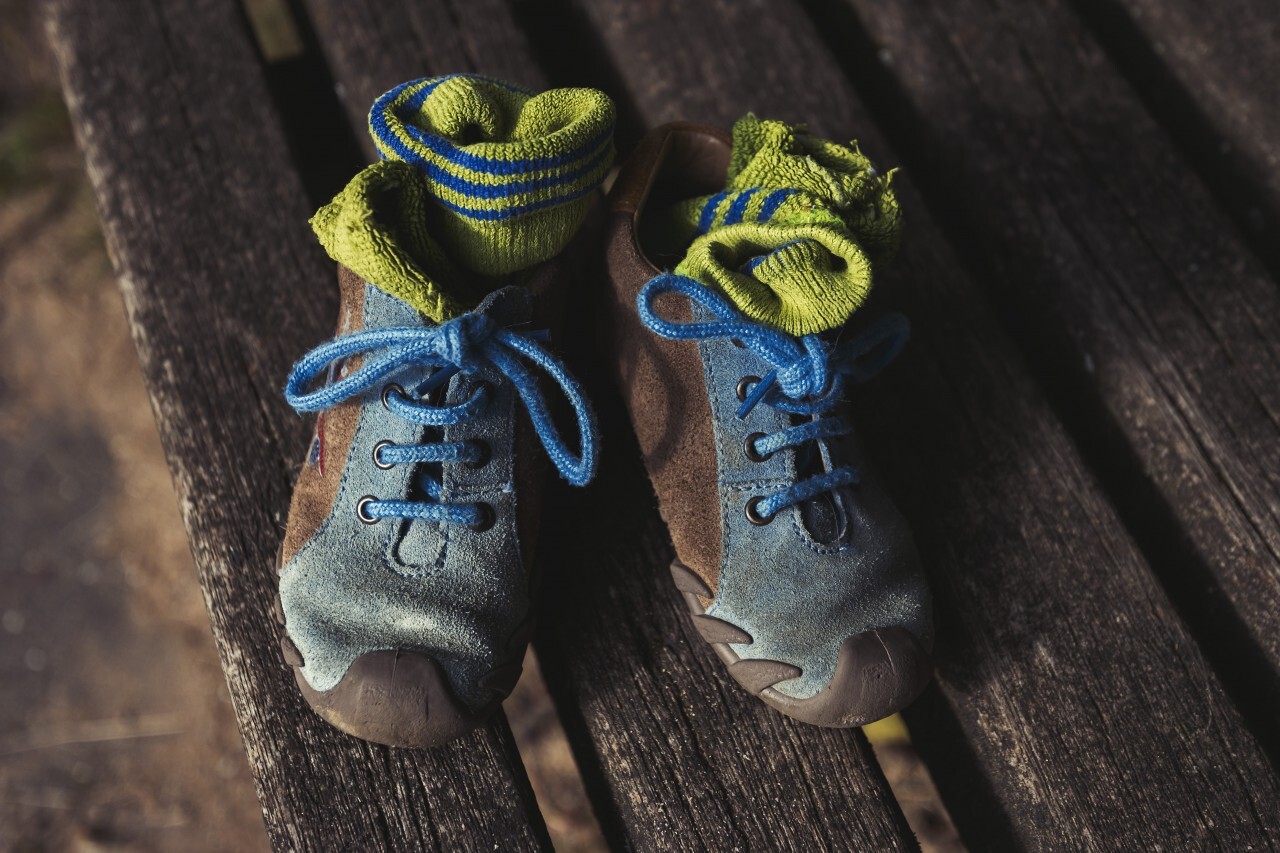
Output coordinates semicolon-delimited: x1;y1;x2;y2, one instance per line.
285;309;598;528
638;272;908;523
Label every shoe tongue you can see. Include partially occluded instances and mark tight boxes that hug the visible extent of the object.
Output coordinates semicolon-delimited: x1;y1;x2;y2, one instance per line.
470;284;532;328
799;487;846;545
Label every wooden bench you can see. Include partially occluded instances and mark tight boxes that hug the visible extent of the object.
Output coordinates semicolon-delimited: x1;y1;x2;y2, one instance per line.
45;0;1280;848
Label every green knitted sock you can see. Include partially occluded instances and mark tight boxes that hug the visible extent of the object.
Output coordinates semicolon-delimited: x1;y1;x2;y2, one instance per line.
311;160;472;320
311;74;616;321
660;114;901;335
678;222;874;336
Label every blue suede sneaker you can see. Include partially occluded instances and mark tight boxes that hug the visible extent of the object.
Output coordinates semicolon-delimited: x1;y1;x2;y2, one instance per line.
603;121;933;727
276;263;597;748
274;75;611;748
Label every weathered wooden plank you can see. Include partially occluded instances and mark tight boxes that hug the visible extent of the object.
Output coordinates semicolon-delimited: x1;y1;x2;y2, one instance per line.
303;0;547;161
570;0;1280;847
1071;0;1280;271
300;1;921;849
44;0;551;848
815;0;1280;746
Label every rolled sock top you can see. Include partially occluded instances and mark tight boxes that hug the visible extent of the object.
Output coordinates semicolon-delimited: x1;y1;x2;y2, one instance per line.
370;75;615;219
660;115;901;336
312;74;616;322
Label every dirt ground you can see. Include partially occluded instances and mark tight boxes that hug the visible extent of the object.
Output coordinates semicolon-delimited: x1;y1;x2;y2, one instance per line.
0;12;266;851
0;4;959;851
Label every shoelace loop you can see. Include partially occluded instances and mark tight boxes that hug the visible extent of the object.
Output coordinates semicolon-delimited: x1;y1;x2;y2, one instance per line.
638;271;907;521
285;307;598;525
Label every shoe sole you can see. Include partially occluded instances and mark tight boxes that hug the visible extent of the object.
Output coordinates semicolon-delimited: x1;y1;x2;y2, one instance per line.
671;560;932;727
272;542;525;749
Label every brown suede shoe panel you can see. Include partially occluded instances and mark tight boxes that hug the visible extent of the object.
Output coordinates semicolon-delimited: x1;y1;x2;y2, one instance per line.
604;126;732;594
281;265;366;566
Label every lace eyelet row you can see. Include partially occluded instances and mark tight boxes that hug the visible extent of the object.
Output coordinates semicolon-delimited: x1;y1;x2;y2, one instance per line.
359;379;497;530
741;372;775;523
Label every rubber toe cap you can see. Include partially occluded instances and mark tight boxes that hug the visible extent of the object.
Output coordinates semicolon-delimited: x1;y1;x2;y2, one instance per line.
750;627;932;728
293;650;496;749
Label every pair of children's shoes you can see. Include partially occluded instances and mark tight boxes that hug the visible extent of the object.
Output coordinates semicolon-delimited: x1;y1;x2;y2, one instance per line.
275;75;933;749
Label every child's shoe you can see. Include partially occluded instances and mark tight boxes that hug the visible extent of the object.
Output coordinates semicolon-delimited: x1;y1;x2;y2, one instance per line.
276;75;613;748
603;120;932;727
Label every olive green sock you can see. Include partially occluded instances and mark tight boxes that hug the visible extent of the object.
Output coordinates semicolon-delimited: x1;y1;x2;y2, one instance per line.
661;115;902;335
310;160;473;320
311;74;616;322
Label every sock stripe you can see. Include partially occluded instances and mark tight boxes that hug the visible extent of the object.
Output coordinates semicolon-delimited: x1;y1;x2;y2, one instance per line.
431;179;603;222
722;187;760;225
372;77;610;175
366;74;615;224
698;191;729;234
757;188;797;222
313;75;617;321
694;187;797;235
371;108;610;181
419;139;612;201
392;122;612;177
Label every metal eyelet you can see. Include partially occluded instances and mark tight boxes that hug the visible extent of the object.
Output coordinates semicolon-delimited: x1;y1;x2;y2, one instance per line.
381;383;403;410
736;375;761;403
469;503;495;532
465;440;491;469
743;432;773;462
745;496;774;526
356;496;380;525
372;440;396;470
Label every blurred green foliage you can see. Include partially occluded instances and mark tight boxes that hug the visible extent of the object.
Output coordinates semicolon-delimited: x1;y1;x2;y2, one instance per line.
0;92;71;194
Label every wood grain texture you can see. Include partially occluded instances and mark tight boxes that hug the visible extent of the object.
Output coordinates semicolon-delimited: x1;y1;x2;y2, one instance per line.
301;2;920;849
1072;0;1280;265
569;0;1280;847
1110;0;1279;185
44;0;551;848
824;0;1280;739
303;0;549;161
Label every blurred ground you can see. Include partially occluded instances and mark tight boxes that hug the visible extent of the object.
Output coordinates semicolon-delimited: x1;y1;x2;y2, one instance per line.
0;7;268;850
1;3;959;851
0;43;265;853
